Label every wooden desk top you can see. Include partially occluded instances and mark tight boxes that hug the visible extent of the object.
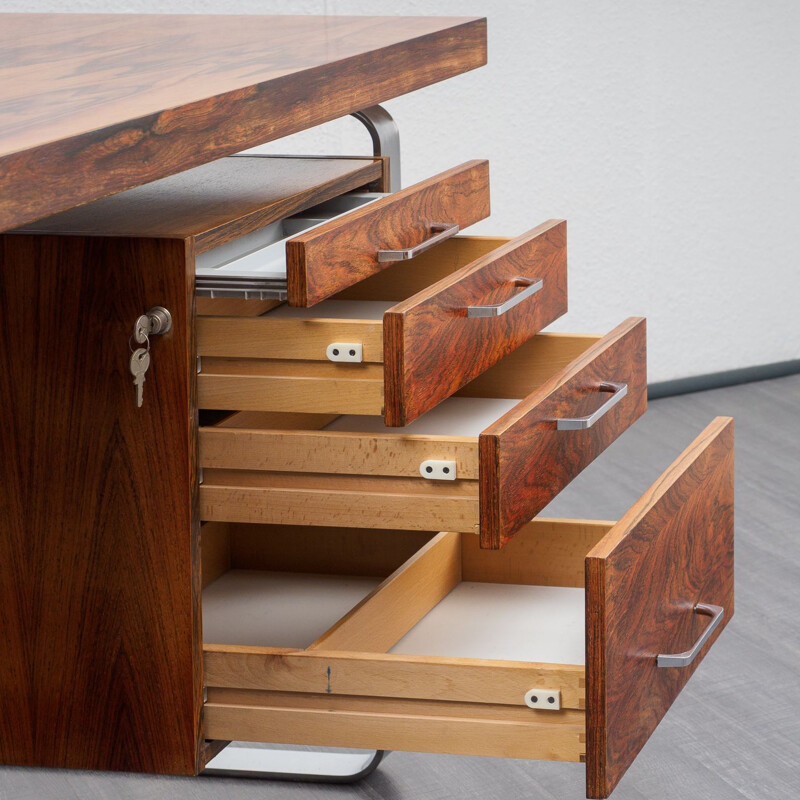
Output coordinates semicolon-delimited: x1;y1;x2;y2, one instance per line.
0;13;486;231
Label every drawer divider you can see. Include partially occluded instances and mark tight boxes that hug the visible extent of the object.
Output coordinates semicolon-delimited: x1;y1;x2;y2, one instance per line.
308;531;461;653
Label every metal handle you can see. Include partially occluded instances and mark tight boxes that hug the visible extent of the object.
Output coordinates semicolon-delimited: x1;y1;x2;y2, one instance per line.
657;603;724;668
556;381;628;430
467;277;543;318
377;222;459;262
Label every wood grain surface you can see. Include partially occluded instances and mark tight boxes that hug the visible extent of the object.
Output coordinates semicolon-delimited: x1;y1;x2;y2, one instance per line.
204;646;586;710
384;219;567;426
479;317;647;549
456;332;601;399
286;160;491;306
197;314;385;362
199;477;479;533
3;374;783;800
203;699;584;762
197;368;385;415
207;688;579;724
228;524;434;578
335;236;508;301
201;522;232;590
16;156;383;253
198;426;479;479
460;518;614;589
585;417;735;798
0;234;202;773
308;532;461;653
0;14;486;231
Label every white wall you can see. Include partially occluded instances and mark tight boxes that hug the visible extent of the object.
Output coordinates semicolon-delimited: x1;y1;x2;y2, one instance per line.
7;0;799;381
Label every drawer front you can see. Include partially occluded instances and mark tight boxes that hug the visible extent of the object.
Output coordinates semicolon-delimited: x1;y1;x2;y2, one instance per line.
585;417;734;798
479;317;647;549
384;220;567;426
286;160;490;306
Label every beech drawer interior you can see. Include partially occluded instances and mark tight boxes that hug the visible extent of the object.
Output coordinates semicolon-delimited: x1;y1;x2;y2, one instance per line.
201;524;436;648
197;219;568;426
202;417;734;799
199;318;647;548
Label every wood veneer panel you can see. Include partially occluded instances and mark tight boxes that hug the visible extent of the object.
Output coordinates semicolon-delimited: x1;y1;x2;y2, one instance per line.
197;298;282;317
384;219;567;426
461;518;614;588
197;315;385;362
286;160;490;306
229;525;433;577
479;318;647;549
585;417;734;798
203;646;586;710
199;427;479;479
201;522;231;590
215;410;338;430
204;700;584;762
197;371;384;415
309;532;461;653
199;483;478;532
208;688;581;724
1;14;487;230
335;236;508;300
199;738;230;769
16;156;382;252
0;234;201;772
456;332;601;398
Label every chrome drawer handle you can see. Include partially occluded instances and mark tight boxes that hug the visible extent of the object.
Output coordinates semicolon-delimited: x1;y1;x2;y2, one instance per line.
467;277;543;318
377;222;459;262
556;381;628;430
657;603;725;668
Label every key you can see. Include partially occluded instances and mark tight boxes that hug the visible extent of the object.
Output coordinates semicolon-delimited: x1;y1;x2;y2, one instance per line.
130;348;151;407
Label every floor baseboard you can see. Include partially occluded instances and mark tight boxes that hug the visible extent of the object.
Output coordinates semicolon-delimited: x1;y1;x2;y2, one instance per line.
648;359;800;399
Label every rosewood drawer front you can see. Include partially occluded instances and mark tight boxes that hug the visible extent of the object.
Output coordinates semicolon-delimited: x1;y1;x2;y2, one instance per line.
198;317;646;548
285;159;490;306
201;417;734;799
197;220;568;426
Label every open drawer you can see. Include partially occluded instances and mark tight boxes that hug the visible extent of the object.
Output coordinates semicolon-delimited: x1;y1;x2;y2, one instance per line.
197;218;568;426
202;417;734;799
199;317;647;548
197;159;490;307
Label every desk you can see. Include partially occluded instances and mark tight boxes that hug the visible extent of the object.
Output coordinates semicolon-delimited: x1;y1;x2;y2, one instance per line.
0;13;485;776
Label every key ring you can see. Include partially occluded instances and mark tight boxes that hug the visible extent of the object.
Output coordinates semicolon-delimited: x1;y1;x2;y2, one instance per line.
129;316;151;354
128;332;150;354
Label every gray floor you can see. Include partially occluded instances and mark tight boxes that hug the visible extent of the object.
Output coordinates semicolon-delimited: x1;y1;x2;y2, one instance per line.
2;375;799;800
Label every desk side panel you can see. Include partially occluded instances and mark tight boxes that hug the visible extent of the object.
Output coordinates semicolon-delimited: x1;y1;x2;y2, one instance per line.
0;234;201;773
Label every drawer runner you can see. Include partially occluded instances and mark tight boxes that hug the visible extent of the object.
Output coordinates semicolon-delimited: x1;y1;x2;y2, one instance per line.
195;193;384;300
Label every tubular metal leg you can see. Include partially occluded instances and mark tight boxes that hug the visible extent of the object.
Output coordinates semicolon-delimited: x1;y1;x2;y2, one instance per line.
202;743;387;783
351;105;401;191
